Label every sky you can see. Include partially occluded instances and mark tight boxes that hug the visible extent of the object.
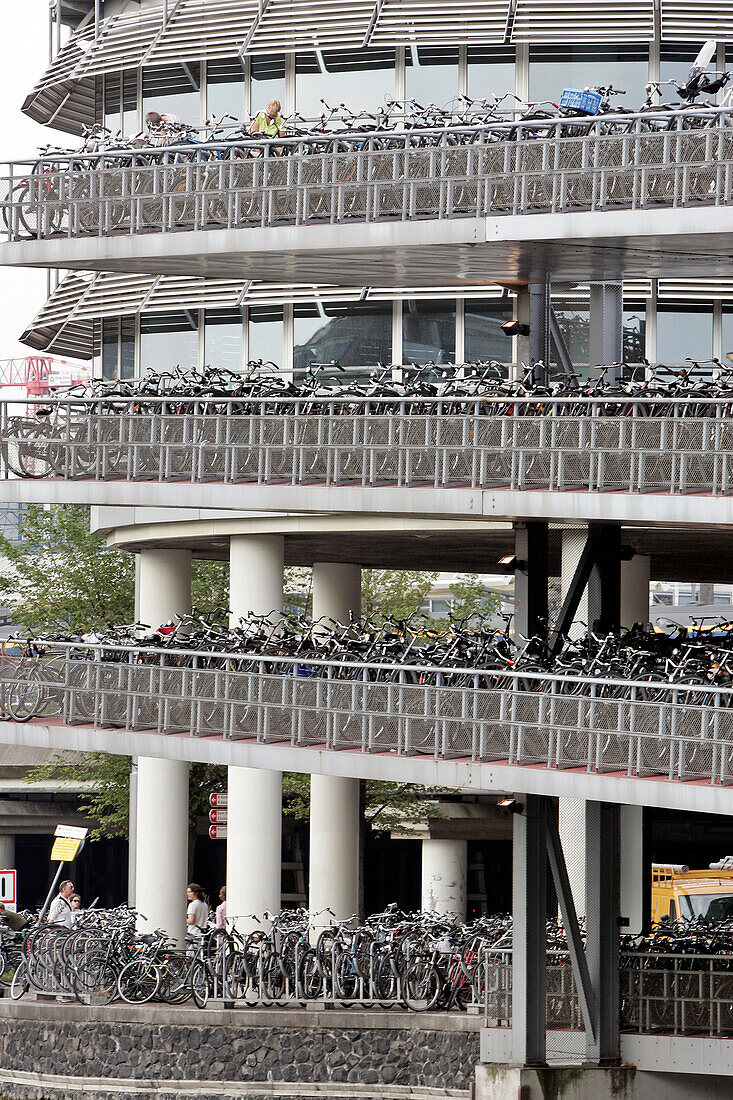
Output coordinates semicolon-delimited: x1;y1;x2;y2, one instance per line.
0;0;63;362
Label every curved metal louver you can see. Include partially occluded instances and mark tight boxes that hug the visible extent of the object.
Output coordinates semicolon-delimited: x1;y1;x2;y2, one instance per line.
661;1;733;41
23;0;729;132
512;0;654;42
369;0;509;45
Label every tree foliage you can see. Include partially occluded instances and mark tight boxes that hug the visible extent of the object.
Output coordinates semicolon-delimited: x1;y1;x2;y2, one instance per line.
361;569;438;623
0;505;135;632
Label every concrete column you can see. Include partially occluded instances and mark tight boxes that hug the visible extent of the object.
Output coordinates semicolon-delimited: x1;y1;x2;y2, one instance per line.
136;756;189;941
227;535;284;931
312;562;361;626
0;836;15;869
421;839;467;919
135;548;191;941
310;563;361;928
621;554;650;629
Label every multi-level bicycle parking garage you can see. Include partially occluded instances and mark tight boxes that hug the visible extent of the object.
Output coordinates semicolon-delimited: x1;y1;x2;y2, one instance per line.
7;1;733;1096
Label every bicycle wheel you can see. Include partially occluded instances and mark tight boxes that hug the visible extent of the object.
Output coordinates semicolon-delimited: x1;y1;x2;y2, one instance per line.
72;955;118;1005
191;959;210;1008
298;949;323;1001
6;670;43;722
157;955;192;1005
403;959;441;1011
10;959;30;1000
117;958;160;1004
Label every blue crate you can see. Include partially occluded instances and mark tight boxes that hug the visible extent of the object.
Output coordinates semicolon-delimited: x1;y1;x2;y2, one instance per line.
559;88;602;115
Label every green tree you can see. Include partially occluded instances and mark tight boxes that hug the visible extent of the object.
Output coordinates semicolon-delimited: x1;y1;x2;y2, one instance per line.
448;573;501;625
360;569;438;623
0;504;135;632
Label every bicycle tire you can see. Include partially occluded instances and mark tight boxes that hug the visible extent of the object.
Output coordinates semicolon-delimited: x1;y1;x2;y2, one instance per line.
10;960;30;1000
191;959;210;1008
403;959;441;1012
117;958;160;1004
72;955;118;1005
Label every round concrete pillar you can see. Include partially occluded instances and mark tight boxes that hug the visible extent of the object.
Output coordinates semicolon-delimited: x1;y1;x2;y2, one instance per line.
309;774;360;926
227;534;285;931
137;547;191;630
309;563;361;930
0;836;15;870
421;839;467;919
135;548;192;941
312;562;361;626
229;534;284;625
135;756;189;941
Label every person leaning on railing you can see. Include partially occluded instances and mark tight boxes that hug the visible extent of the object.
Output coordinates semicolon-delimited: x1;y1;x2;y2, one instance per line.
250;99;287;138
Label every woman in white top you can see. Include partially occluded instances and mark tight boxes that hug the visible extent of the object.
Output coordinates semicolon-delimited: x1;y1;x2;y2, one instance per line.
186;883;209;938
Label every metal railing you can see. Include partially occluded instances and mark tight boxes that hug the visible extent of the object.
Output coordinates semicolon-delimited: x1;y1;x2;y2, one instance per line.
3;394;733;497
621;953;733;1036
6;644;733;786
483;950;733;1038
482;948;584;1031
2;110;733;242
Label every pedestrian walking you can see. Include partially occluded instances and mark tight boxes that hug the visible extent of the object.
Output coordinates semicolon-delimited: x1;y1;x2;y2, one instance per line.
186;882;209;939
215;886;226;929
47;880;75;929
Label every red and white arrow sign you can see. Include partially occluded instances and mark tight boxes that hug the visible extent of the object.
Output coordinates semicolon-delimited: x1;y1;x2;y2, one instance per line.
209;792;228;808
209;825;228;840
209;807;228;824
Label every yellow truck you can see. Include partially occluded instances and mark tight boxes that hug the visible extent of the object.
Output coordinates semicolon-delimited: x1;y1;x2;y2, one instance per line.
652;860;733;923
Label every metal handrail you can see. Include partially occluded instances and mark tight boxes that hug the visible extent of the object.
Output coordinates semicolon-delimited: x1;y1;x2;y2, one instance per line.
4;643;733;786
3;394;733;497
3;109;732;241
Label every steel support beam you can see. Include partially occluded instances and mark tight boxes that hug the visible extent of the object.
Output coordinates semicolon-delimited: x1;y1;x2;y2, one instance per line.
589;283;623;386
529;283;551;386
551;528;597;655
512;795;547;1066
587;523;621;634
513;522;548;641
545;811;596;1041
549;308;577;383
585;801;620;1064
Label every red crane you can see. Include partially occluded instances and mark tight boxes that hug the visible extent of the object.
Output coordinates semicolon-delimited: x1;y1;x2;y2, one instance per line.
0;356;89;412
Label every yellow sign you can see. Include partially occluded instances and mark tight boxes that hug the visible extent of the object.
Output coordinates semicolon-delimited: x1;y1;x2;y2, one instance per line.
50;837;83;862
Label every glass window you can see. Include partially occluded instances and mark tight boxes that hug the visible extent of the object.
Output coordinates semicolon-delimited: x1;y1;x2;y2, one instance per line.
464;298;513;362
295;49;396;120
405;47;460;109
248;305;283;369
657;303;713;366
251;55;286;119
529;45;649;110
104;73;121;136
721;308;733;365
140;311;199;374
403;300;455;364
120;317;135;379
102;318;118;380
467;47;515;107
431;599;451;615
204;308;243;372
660;44;701;99
206;57;245;126
294;301;392;377
623;305;646;365
142;63;201;127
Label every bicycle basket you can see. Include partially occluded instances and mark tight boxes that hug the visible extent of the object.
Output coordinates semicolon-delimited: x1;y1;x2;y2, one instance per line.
559;88;602;115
